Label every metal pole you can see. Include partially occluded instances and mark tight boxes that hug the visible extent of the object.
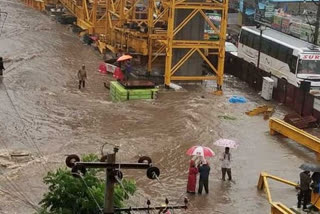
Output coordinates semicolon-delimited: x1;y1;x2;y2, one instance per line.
257;28;263;69
314;3;320;45
104;152;116;214
216;0;229;91
164;0;175;87
147;0;154;75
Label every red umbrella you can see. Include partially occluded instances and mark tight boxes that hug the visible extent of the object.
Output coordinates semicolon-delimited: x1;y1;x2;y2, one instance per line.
117;55;132;62
186;146;215;157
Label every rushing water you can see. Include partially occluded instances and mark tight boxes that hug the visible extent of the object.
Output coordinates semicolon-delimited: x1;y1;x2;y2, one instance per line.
0;1;319;213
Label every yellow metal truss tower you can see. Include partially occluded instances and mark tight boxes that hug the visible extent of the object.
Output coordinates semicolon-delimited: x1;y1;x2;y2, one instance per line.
21;0;229;90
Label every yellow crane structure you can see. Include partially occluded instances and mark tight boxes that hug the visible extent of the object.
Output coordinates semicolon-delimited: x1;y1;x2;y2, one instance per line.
58;0;107;34
21;0;229;90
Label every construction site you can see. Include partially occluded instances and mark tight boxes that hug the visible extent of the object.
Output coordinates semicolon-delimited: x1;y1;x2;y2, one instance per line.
1;0;320;213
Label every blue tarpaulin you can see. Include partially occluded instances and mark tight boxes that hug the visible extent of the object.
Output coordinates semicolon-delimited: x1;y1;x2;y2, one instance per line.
229;96;247;103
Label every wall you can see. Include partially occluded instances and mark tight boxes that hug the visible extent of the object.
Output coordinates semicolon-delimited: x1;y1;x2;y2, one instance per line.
225;53;320;120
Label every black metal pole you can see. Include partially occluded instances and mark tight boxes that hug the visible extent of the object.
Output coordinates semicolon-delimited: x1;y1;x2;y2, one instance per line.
75;162;150;169
115;205;187;212
257;28;263;69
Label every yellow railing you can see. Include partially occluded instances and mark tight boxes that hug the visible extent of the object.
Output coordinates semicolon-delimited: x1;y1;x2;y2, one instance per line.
258;172;298;214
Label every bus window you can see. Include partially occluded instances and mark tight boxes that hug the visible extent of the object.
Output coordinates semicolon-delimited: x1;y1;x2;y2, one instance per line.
240;30;248;45
269;41;279;58
290;56;297;74
297;59;320;75
261;38;270;55
246;33;254;48
253;34;260;50
278;46;288;63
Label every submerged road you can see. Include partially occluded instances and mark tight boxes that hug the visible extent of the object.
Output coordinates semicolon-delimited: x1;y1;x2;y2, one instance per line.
0;1;319;213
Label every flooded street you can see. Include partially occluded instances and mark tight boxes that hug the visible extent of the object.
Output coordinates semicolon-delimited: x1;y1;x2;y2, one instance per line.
1;1;320;213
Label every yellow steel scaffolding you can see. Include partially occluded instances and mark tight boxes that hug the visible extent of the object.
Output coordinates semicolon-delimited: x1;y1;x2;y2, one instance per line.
58;0;107;34
22;0;229;90
163;0;228;89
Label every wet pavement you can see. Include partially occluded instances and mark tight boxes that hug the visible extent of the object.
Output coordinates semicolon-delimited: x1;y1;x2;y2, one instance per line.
1;1;320;213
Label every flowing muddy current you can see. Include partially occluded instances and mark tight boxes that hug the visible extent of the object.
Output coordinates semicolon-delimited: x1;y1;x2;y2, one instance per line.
0;1;319;213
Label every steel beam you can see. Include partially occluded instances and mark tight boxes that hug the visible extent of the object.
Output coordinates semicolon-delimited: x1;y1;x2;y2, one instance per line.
271;203;295;214
269;118;320;159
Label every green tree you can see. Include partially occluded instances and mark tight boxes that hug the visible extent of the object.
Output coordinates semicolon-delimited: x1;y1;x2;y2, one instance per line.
38;154;136;214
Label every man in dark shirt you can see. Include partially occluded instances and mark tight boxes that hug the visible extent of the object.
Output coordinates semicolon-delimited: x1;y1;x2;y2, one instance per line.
298;171;311;210
198;161;210;194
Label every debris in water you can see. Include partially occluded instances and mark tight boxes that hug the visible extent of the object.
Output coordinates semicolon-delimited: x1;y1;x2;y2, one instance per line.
218;114;236;120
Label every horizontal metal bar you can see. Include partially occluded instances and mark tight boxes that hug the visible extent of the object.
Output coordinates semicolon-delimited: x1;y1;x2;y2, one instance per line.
158;40;221;49
115;205;187;211
174;3;224;10
170;76;217;81
175;6;224;10
271;202;295;214
75;162;151;169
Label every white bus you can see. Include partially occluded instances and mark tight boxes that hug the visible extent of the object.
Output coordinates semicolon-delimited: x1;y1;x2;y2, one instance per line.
238;26;320;89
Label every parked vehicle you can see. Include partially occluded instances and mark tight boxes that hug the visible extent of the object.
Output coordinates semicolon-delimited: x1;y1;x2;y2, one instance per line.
238;26;320;89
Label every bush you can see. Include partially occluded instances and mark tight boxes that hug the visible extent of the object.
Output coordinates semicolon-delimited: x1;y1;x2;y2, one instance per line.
38;154;136;214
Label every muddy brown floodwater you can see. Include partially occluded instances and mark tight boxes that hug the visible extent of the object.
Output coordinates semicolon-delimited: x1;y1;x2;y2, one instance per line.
1;1;320;213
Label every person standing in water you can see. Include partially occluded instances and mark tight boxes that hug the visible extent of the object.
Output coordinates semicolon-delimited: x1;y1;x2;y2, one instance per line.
78;64;87;89
198;160;210;194
187;159;198;194
220;147;232;181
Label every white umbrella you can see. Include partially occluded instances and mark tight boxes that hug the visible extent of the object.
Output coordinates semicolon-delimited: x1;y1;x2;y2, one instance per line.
214;139;238;149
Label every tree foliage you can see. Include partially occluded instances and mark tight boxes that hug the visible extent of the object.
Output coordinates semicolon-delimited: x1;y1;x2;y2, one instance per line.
38;154;136;214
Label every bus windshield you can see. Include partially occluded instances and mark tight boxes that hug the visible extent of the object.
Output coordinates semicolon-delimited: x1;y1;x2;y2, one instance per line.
297;59;320;77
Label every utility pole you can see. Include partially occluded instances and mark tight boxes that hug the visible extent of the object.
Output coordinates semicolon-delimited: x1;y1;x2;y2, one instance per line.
257;27;263;69
256;24;266;69
104;148;117;214
314;2;320;45
66;147;188;214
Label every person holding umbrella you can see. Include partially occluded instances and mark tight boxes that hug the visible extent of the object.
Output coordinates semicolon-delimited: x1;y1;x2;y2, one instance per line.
124;59;132;81
214;139;238;181
186;146;215;194
298;170;311;211
298;163;320;210
198;159;210;194
220;147;232;181
116;55;132;81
